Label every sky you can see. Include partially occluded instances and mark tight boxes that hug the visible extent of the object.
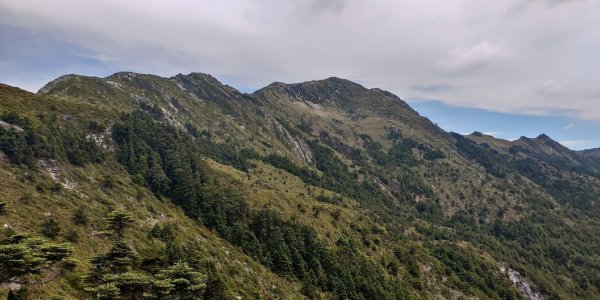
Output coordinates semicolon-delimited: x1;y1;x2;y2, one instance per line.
0;0;599;150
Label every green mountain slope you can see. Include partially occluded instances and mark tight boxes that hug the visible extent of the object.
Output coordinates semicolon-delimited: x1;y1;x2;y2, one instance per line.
1;72;599;299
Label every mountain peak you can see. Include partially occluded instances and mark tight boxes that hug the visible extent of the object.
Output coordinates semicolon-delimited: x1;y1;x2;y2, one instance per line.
320;76;361;86
516;133;562;148
107;71;143;79
38;74;83;94
173;72;223;85
255;76;410;108
535;133;553;142
172;72;240;100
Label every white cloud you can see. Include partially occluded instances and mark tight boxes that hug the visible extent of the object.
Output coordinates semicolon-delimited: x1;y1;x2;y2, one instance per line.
434;41;510;73
563;123;575;130
0;0;599;120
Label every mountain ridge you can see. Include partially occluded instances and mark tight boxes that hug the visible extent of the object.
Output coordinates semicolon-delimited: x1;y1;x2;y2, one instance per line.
38;71;597;152
2;71;600;299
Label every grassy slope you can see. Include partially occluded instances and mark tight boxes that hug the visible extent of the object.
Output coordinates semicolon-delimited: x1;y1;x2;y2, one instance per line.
2;71;599;298
0;84;303;299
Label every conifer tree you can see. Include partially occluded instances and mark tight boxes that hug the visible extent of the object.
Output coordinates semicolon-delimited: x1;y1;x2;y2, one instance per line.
156;262;207;299
106;210;135;240
88;210;137;282
87;210;209;299
0;233;72;284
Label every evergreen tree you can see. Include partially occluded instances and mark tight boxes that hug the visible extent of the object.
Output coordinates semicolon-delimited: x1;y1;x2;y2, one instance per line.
147;152;170;195
87;210;210;299
106;210;135;240
90;239;138;275
91;283;120;300
300;270;319;299
88;210;137;282
6;290;18;300
101;272;155;299
203;275;228;300
0;233;72;284
156;262;207;299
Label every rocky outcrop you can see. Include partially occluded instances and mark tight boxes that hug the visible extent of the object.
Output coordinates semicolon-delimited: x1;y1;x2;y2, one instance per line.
270;119;313;163
0;120;24;132
500;264;543;300
319;130;361;160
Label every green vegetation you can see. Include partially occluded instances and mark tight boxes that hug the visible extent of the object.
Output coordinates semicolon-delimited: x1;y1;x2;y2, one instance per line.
40;218;61;239
0;232;72;288
112;110;408;299
86;210;208;299
429;242;519;299
359;134;419;167
1;72;600;299
451;133;508;178
0;112;105;168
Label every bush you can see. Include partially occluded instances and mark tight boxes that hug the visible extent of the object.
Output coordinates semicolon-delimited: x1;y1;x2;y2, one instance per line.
41;218;61;238
65;229;79;243
102;175;117;188
73;208;88;225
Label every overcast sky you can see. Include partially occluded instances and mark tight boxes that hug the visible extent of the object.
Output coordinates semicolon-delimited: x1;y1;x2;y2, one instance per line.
1;0;599;149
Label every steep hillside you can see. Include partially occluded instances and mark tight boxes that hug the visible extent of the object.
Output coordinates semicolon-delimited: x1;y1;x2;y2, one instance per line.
1;72;600;299
582;148;600;162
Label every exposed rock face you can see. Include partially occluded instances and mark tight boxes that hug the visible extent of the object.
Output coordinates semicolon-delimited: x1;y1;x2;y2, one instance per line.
0;278;21;291
86;125;114;151
38;159;76;190
319;130;360;160
0;120;24;132
500;265;543;300
270;119;313;163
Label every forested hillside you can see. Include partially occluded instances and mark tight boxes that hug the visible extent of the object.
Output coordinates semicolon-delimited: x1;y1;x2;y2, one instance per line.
1;72;600;299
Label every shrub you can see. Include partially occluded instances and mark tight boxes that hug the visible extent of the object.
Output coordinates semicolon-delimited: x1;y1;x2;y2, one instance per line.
73;208;88;225
41;218;61;238
65;229;79;243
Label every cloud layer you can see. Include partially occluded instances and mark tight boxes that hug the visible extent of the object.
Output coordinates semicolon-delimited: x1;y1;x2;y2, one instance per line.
0;0;599;120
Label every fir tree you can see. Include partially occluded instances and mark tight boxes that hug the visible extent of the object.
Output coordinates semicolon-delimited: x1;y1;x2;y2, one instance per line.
0;233;72;284
106;210;135;240
156;262;207;299
88;210;137;282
